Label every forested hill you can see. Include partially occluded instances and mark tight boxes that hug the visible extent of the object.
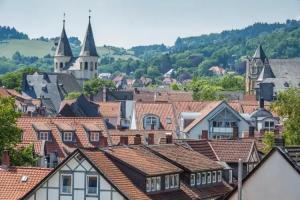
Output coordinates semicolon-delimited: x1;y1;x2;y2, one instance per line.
0;26;28;41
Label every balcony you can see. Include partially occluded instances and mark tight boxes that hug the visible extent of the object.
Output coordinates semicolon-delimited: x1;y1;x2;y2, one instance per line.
210;127;233;133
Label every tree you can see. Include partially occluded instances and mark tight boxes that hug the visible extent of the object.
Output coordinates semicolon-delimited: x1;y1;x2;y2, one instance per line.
83;78;116;96
64;92;82;100
0;97;21;158
271;88;300;145
10;144;38;166
262;131;275;154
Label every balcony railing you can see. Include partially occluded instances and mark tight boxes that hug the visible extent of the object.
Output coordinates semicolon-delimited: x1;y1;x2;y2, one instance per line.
210;127;233;133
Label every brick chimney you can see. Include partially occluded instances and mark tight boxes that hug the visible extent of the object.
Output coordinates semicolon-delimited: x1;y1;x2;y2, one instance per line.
1;150;10;169
232;126;239;140
166;133;173;144
148;133;154;145
134;134;142;145
201;130;208;140
249;126;255;138
120;136;129;145
99;136;108;147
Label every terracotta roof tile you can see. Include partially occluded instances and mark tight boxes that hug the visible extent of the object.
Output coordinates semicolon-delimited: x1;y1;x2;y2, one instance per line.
16;141;44;156
135;102;177;131
189;183;232;199
98;102;121;118
105;146;182;176
186;140;218;161
17;117;107;160
149;144;222;172
0;167;51;200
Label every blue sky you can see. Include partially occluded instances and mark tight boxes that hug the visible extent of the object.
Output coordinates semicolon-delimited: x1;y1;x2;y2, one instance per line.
0;0;299;48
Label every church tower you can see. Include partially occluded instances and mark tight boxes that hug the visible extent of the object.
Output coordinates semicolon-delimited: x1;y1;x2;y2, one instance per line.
76;13;99;84
245;45;269;94
54;16;73;73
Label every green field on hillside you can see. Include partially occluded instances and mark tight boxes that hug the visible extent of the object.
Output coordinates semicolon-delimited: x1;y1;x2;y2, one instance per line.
0;39;55;58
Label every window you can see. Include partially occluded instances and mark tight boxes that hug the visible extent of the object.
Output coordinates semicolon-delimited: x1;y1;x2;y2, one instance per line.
86;175;98;195
90;62;93;71
63;132;73;142
217;171;222;182
207;172;211;184
212;171;217;183
90;132;99;142
165;175;169;189
61;174;72;194
190;174;195;186
60;62;63;69
84;62;88;70
146;178;151;192
39;132;48;141
265;121;275;129
156;177;161;190
95;62;97;70
213;121;223;127
201;172;206;184
170;174;175;188
146;176;161;192
144;115;160;130
196;173;201;185
174;174;179;188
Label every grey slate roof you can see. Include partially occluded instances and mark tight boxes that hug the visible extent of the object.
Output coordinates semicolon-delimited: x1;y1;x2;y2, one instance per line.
257;64;275;82
253;45;268;63
79;19;98;57
55;23;73;57
268;59;300;79
22;72;82;114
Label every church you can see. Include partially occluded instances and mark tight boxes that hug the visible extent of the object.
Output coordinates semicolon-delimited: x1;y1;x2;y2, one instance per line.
245;45;300;101
54;15;99;86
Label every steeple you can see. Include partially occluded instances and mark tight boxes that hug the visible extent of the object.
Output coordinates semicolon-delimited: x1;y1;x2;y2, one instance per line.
252;44;268;64
257;63;275;82
79;10;98;57
55;13;73;57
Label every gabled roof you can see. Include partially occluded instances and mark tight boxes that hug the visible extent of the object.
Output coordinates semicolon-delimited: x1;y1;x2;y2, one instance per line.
104;145;182;176
148;144;222;172
55;22;73;57
257;64;275;81
252;44;267;63
79;18;98;57
187;140;257;163
0;166;52;200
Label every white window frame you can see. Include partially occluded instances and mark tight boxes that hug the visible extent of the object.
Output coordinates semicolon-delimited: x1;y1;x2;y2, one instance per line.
217;170;222;182
165;175;169;189
61;174;72;194
86;175;98;195
63;132;73;142
212;171;217;183
156;177;161;190
265;121;275;129
190;174;195;186
174;174;179;188
196;172;201;185
202;172;206;184
90;132;100;142
170;174;175;189
207;172;211;184
146;178;151;192
144;115;159;130
151;177;156;191
39;131;48;141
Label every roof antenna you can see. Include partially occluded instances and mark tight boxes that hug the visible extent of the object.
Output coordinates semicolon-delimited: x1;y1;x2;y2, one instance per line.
89;9;91;22
63;12;66;28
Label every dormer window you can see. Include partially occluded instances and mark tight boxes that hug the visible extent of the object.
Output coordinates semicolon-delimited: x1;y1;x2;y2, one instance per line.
202;172;206;184
39;131;49;141
83;124;102;143
146;176;161;192
217;170;222;182
63;132;73;142
196;173;201;185
190;174;195;186
165;174;179;190
212;171;217;183
207;172;212;184
90;132;100;142
144;115;160;130
32;122;51;141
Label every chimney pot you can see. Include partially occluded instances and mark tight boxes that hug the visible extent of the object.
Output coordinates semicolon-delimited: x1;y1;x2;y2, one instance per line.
201;130;208;140
134;134;142;145
120;136;128;145
1;150;10;169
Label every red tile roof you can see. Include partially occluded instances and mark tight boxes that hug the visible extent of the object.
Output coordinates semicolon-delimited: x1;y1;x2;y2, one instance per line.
15;141;44;156
17;117;108;160
0;167;51;200
186;140;218;161
98;102;121;118
105;146;182;176
149;144;222;172
135;102;177;131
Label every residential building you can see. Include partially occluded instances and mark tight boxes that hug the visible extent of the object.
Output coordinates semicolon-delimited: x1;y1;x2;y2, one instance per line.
225;147;300;200
54;15;99;86
98;101;121;129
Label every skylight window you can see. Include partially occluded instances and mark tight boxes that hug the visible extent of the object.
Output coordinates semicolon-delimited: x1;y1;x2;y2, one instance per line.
21;176;28;182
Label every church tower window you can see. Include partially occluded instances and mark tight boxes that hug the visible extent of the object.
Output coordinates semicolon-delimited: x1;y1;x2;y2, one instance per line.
84;62;88;70
60;62;63;69
90;62;93;71
95;62;97;70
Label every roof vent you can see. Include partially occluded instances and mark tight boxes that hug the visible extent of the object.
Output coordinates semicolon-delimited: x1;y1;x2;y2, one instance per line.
21;175;28;182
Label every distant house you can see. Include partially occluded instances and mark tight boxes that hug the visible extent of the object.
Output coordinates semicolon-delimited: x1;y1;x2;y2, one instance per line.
209;66;226;76
225;147;300;200
113;75;127;89
22;72;82;116
162;77;177;86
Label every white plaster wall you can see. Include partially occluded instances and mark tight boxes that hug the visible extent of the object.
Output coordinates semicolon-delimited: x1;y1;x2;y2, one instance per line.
74;172;85;188
48;188;59;200
229;151;300;200
74;190;85;200
54;56;72;72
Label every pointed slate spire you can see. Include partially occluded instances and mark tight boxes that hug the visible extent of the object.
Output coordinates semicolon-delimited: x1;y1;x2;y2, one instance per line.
253;44;267;63
55;14;73;57
79;11;98;57
257;63;275;81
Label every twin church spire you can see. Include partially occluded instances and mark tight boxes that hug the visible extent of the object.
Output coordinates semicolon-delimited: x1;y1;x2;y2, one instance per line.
55;11;98;58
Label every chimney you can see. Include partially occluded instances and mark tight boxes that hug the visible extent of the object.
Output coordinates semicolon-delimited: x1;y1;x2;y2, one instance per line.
259;97;264;109
1;150;10;169
166;133;173;144
102;87;107;102
120;136;128;145
249;126;255;138
99;136;108;147
232;126;239;140
148;133;154;145
201;130;208;140
134;134;142;145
